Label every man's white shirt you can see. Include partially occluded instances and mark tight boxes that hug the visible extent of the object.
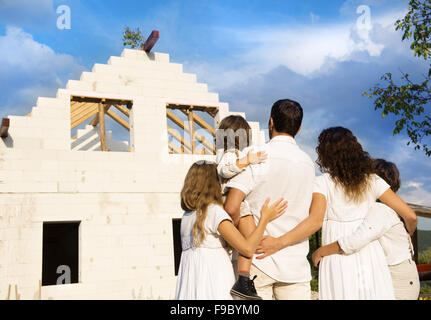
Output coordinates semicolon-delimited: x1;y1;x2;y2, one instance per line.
226;135;315;283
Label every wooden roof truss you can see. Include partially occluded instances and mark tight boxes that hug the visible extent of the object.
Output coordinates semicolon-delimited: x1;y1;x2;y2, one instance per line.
70;96;132;152
166;103;218;155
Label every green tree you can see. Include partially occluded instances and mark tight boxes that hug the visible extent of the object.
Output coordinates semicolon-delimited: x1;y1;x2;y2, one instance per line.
122;27;146;49
419;246;431;264
363;0;431;156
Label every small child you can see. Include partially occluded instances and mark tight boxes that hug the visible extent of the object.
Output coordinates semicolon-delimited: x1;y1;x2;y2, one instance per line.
312;159;420;300
215;115;267;300
175;161;287;300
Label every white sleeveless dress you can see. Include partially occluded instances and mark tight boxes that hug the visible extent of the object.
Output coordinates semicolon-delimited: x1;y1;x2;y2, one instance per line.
314;173;395;300
175;204;236;300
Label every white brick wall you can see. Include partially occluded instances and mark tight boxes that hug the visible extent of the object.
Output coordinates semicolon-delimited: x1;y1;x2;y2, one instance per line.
0;49;265;300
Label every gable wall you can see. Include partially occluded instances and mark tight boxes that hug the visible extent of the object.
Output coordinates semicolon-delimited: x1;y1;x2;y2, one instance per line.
0;49;265;299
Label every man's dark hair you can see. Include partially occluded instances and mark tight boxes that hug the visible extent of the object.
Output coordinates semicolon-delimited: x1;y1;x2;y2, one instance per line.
270;99;303;137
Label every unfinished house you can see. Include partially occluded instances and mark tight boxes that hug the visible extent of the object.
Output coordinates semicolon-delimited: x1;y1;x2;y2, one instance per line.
0;46;265;299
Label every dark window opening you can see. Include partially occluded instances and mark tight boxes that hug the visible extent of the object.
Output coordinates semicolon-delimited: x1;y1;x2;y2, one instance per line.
42;222;80;286
172;219;182;276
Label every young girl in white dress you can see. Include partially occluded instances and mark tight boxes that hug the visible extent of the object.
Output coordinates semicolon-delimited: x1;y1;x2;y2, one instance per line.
175;161;287;300
312;158;420;300
310;127;417;300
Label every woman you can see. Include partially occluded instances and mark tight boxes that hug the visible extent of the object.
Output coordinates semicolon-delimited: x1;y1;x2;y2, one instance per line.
312;127;417;300
312;158;420;300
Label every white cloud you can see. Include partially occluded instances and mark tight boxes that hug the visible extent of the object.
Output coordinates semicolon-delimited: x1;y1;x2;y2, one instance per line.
234;8;406;77
0;26;84;115
404;181;424;189
0;26;79;72
184;7;408;92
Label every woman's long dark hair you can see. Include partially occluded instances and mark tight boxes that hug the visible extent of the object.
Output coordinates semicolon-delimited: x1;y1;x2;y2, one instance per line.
316;127;374;203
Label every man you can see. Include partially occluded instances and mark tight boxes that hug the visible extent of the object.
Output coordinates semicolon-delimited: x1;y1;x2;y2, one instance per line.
224;99;315;300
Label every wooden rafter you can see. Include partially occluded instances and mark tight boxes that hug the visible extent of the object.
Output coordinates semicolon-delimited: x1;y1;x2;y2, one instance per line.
71;106;98;129
89;114;99;127
187;110;196;153
166;108;216;154
106;109;130;131
166;103;218;115
192;112;216;136
168;142;182;154
195;133;216;154
71;103;98;122
71;101;89;113
70;96;133;152
71;96;132;107
113;104;130;117
167;126;192;153
98;102;107;151
179;108;215;136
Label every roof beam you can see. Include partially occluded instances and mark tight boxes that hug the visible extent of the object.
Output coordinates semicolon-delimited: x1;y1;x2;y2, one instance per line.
166;109;215;154
179;108;215;136
71;103;98;123
70;96;133;107
113;104;130;117
168;142;183;154
167;126;192;153
71;107;98;129
106;109;130;131
142;30;159;52
0;118;10;138
98;102;107;151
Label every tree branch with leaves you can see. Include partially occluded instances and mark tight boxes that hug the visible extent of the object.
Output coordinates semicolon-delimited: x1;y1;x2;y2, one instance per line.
363;0;431;156
122;27;146;49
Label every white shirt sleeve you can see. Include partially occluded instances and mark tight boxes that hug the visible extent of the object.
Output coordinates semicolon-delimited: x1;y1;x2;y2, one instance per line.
313;175;328;199
370;174;391;200
338;203;399;254
216;150;246;179
207;205;233;235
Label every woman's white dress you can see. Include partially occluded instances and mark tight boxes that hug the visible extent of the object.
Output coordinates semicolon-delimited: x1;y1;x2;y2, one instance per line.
175;204;236;300
314;173;395;300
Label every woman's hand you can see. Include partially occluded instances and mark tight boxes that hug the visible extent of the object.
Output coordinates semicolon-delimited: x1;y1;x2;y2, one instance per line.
260;197;288;222
255;236;282;259
312;249;323;267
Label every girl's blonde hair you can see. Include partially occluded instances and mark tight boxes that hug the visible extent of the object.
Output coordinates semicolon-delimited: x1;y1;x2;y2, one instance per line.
180;161;223;247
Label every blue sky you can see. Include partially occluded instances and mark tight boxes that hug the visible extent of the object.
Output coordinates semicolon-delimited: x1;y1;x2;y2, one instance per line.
0;0;430;230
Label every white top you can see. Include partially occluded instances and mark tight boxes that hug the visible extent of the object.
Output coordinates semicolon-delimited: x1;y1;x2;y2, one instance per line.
314;173;395;299
338;202;413;266
180;204;233;250
176;204;236;300
314;173;390;237
226;135;315;283
216;148;246;180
